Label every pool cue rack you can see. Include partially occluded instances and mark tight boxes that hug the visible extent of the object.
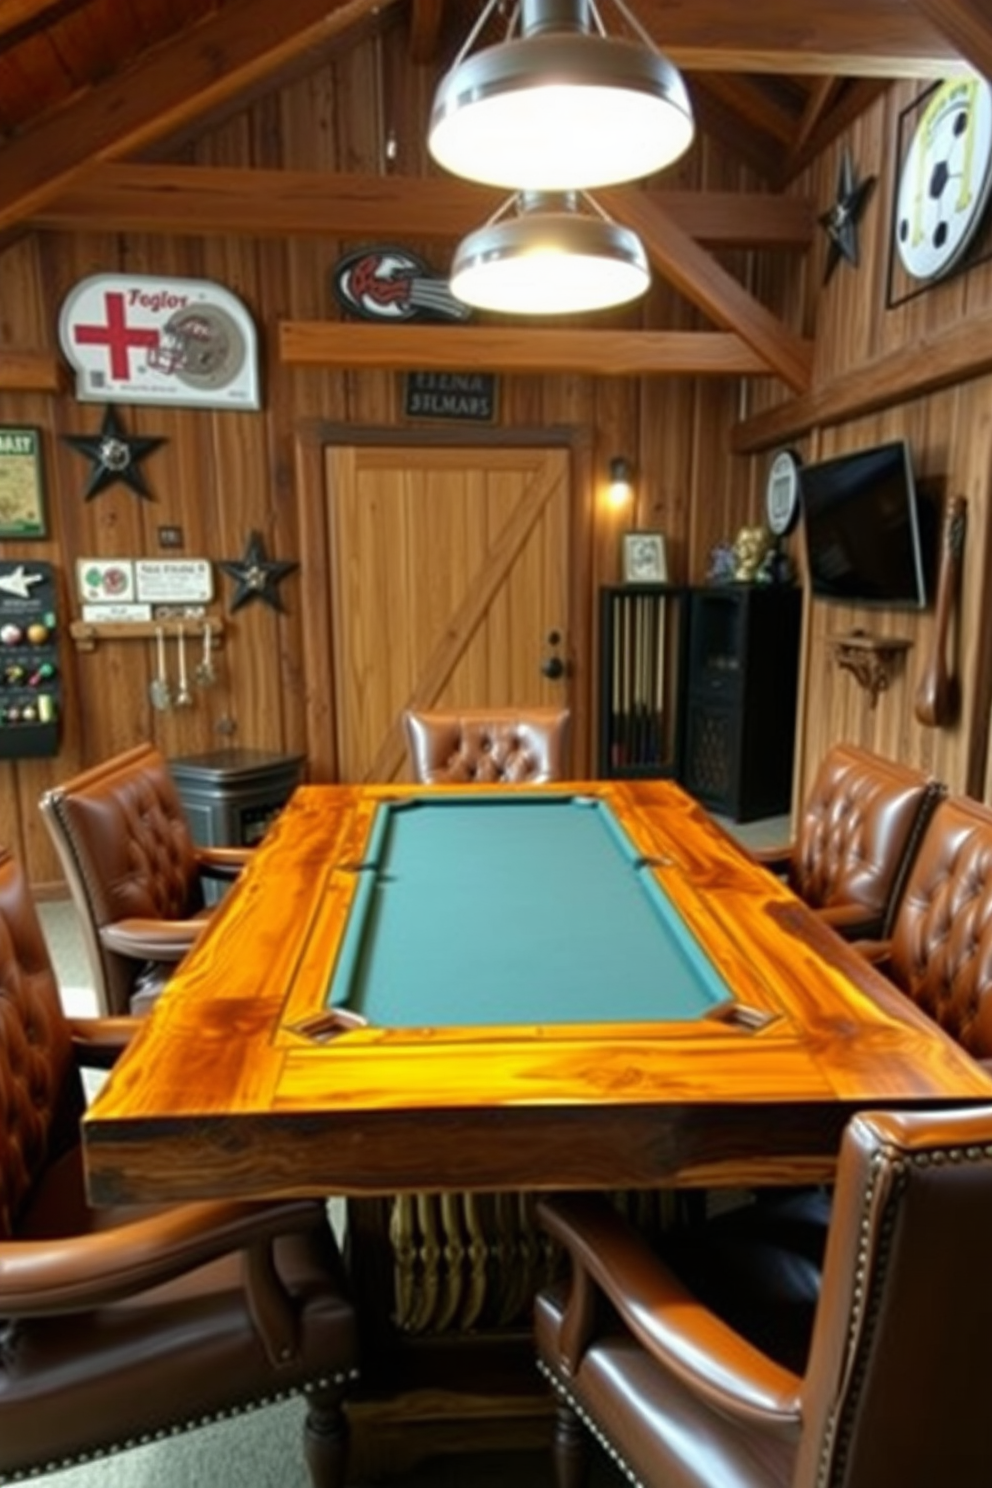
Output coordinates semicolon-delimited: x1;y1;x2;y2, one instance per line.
598;583;690;779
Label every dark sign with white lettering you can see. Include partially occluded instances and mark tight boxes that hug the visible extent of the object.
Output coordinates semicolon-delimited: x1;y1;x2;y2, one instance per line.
403;371;498;424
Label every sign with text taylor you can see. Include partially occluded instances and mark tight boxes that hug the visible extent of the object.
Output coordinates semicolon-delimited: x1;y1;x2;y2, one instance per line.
403;371;498;424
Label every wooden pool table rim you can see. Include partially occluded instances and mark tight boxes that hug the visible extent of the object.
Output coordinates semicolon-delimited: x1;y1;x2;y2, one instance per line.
83;781;992;1205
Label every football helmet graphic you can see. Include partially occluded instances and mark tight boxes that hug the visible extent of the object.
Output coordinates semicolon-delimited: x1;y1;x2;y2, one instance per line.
147;305;247;388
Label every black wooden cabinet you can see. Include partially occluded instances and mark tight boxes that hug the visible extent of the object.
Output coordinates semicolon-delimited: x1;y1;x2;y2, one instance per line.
681;584;802;821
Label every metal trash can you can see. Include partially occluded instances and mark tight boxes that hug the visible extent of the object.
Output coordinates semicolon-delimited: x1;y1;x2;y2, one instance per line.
170;747;307;901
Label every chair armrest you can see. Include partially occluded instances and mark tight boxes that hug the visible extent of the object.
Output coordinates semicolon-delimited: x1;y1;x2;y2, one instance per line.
816;903;884;939
99;917;206;962
537;1195;802;1432
749;844;792;874
0;1197;328;1315
847;937;893;968
67;1014;140;1069
195;846;253;880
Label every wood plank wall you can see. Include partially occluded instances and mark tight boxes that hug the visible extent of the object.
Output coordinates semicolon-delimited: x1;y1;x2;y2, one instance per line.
742;81;992;811
0;18;769;889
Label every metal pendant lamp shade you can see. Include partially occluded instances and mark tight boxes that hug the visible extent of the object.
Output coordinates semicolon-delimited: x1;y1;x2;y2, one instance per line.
450;192;651;315
428;0;694;192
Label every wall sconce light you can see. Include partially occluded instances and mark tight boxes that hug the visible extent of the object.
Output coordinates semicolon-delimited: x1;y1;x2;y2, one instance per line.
608;457;634;509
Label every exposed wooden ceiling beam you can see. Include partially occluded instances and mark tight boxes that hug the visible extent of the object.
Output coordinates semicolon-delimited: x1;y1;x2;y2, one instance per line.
0;0;401;233
32;163;816;250
635;0;965;76
0;347;61;391
407;0;445;63
279;323;769;378
731;300;992;449
0;0;88;53
785;76;844;173
693;74;798;144
909;0;992;79
688;82;786;181
784;77;890;180
601;187;814;392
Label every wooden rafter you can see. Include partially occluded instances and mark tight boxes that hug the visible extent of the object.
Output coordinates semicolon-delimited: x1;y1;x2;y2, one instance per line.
0;0;401;233
693;73;797;144
279;324;769;378
687;81;786;181
731;301;992;450
635;0;964;76
31;163;816;250
601;186;813;392
909;0;992;80
0;0;88;53
785;76;843;172
0;348;61;390
785;77;890;180
407;0;445;63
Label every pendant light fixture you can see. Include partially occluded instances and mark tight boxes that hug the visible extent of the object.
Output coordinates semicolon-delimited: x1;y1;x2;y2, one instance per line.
428;0;694;192
449;192;650;315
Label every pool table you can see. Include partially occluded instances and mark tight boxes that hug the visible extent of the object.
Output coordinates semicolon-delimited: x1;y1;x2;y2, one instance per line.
83;780;992;1206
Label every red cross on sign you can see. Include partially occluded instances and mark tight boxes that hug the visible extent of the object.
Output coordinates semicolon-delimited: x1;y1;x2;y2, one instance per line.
72;292;160;381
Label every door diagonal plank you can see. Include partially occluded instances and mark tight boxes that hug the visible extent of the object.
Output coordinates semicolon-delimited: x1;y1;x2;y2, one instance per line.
366;457;567;782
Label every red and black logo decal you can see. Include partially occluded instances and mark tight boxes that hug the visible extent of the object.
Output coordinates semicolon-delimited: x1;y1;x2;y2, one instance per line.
332;247;470;323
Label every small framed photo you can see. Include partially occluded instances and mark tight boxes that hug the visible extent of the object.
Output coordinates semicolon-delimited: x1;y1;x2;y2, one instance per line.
0;426;47;539
622;531;668;584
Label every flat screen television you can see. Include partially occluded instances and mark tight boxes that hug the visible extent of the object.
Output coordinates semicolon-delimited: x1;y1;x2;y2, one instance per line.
799;441;934;609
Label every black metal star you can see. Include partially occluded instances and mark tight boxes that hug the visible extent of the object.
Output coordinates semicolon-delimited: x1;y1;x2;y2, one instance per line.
819;148;877;284
60;405;166;500
219;530;299;613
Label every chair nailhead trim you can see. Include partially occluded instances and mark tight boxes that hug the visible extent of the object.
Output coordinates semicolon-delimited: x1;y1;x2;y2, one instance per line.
818;1138;992;1488
0;1368;360;1483
536;1358;644;1488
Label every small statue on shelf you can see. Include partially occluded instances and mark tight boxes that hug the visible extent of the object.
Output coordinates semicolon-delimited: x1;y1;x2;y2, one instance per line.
731;525;774;582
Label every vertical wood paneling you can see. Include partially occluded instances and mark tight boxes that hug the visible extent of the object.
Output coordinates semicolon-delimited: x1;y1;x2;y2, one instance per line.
6;27;991;886
740;79;992;811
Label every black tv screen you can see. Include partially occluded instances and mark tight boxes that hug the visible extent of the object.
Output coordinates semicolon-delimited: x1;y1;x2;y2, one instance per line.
799;441;932;609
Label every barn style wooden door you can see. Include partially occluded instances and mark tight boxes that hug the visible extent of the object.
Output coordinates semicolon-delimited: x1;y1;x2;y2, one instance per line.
325;444;573;783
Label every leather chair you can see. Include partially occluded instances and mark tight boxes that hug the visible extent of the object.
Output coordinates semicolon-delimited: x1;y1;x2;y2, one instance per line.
0;844;358;1487
403;707;570;784
876;791;992;1069
39;742;251;1015
753;742;941;939
536;1102;992;1488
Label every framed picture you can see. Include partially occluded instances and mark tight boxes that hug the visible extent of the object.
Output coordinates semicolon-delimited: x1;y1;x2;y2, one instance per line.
0;426;47;538
622;531;668;584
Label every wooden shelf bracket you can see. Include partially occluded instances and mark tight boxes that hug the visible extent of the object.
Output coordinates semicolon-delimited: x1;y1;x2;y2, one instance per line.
832;630;912;708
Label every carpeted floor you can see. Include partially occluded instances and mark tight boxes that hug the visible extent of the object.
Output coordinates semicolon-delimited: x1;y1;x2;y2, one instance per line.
33;1402;627;1488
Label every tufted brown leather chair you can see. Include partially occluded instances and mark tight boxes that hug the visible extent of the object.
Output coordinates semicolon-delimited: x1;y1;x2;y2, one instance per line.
39;742;251;1016
881;792;992;1067
0;844;358;1486
536;1103;992;1488
403;707;570;784
753;742;941;940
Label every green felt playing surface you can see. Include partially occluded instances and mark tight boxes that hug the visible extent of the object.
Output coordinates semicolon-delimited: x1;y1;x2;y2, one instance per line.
326;794;733;1028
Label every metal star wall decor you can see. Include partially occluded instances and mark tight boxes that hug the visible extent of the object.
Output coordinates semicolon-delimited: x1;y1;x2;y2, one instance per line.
60;405;166;500
219;530;299;613
819;148;877;284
